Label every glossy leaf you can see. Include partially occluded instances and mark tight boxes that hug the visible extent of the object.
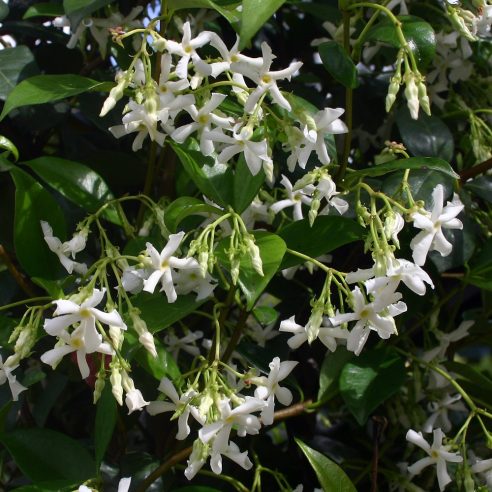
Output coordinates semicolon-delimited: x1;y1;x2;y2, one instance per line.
465;238;492;291
339;348;406;425
63;0;113;27
233;154;266;213
319;41;358;89
167;0;240;24
0;46;37;100
165;196;224;233
465;176;492;204
24;156;120;224
278;216;365;269
239;0;286;49
171;143;234;208
296;439;357;492
94;384;117;469
0;2;8;21
23;3;65;19
0;135;19;161
10;167;66;279
131;293;206;333
0;428;95;486
364;15;436;69
216;232;286;310
347;157;458;182
396;108;454;162
317;348;353;403
0;74;108;120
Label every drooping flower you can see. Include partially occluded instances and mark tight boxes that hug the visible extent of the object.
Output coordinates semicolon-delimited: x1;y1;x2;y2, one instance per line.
410;185;464;266
406;428;463;491
0;354;27;401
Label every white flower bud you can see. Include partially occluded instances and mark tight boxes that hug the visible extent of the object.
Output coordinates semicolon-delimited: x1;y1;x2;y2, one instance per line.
109;325;124;350
244;236;263;276
93;374;105;404
418;81;431;116
231;258;240;285
110;366;123;406
404;74;420;120
139;332;157;358
198;250;209;277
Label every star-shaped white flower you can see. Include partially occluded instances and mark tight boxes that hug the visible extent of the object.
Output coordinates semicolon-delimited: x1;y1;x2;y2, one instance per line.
270;175;313;221
0;354;27;401
410;185;464;266
406;428;463;491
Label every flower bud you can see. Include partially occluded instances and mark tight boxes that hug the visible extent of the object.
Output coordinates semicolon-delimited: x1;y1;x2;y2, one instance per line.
110;368;123;406
418;81;431;116
231;257;240;285
198;250;209;277
404;74;420;120
93;373;105;404
244;235;263;276
309;196;321;227
385;75;401;112
139;332;158;358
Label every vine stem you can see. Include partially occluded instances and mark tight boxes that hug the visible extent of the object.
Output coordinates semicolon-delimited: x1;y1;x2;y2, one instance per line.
0;296;52;312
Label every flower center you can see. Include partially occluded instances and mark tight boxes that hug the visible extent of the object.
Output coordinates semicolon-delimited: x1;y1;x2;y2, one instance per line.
261;74;272;84
161;259;169;269
198;114;209;124
80;308;91;318
71;337;84;349
184;45;192;54
431;450;439;459
360;308;370;319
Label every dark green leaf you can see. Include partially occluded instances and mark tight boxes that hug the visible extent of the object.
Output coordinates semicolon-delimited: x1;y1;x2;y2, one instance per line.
294;3;341;22
364;15;436;69
317;348;353;403
339;348;406;425
168;0;240;24
0;46;37;100
278;216;365;269
0;75;109;121
396;108;454;161
0;2;9;21
165;196;224;233
296;439;357;492
131;293;206;333
24;156;120;224
32;373;68;427
23;3;65;19
252;305;278;325
31;278;64;298
319;41;358;89
347;157;458;182
170;487;221;492
465;176;492;203
239;0;286;49
0;428;95;486
94;383;117;469
216;232;286;310
233;154;266;213
10;167;67;279
465;237;492;291
63;0;114;27
445;361;492;394
171;142;234;208
0;135;19;161
236;339;291;376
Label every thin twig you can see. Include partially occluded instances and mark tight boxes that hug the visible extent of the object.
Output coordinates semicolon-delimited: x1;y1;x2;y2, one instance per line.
0;245;38;297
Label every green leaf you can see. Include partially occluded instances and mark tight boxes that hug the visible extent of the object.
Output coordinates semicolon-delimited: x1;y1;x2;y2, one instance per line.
445;360;492;394
465;237;492;291
23;3;65;19
0;428;95;487
10;167;67;279
339;348;406;425
131;293;206;333
317;348;353;403
465;176;492;204
31;278;64;298
126;332;181;381
319;41;358;89
233;154;266;214
0;46;37;100
0;2;9;21
0;135;19;161
364;15;436;69
347;157;458;182
396;108;454;162
63;0;113;27
24;156;120;225
171;142;234;208
165;196;224;233
216;232;286;310
0;74;108;121
296;439;357;492
94;384;117;469
278;216;365;269
239;0;286;49
167;0;241;24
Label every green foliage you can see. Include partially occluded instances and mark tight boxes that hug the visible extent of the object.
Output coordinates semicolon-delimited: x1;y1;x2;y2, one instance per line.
319;41;359;89
94;384;117;469
0;46;37;100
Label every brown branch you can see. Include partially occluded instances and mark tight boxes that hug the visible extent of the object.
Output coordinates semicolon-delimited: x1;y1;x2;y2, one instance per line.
272;399;313;422
0;245;38;297
221;308;249;363
459;157;492;183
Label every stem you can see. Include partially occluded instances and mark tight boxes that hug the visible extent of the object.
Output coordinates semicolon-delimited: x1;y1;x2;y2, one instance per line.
459;157;492;183
221;308;249;363
0;296;52;312
0;245;39;297
285;248;333;274
137;141;159;229
272;400;313;421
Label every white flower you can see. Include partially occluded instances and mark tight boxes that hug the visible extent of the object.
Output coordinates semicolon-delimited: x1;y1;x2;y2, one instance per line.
204;126;272;176
210;35;263;76
41;221;87;275
406;428;463;491
143;232;196;302
174;259;217;300
41;289;124;379
0;354;27;401
117;477;131;492
316;175;348;215
165;21;213;80
410;185;464;266
171;93;234;156
384;211;405;248
471;456;492;489
164;330;204;360
423;394;467;433
125;388;149;414
270;175;313;221
329;285;407;356
251;357;298;425
147;378;203;439
234;42;302;113
241;196;272;229
247;320;278;347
